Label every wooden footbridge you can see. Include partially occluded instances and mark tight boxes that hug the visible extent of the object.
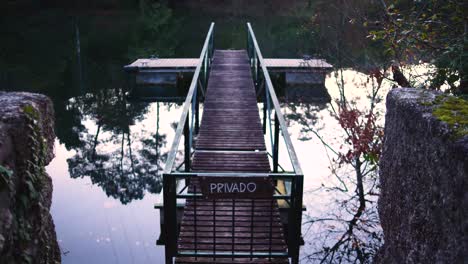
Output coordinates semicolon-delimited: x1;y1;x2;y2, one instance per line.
158;23;304;264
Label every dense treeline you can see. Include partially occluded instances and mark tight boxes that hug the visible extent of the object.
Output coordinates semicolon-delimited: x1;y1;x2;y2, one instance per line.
2;0;308;12
2;0;140;10
310;0;467;94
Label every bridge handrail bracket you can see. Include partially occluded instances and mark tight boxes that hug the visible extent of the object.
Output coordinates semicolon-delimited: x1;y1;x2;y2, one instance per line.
164;22;215;175
246;22;303;176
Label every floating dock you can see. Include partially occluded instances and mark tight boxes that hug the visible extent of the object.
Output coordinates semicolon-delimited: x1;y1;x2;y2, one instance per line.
125;58;332;72
125;57;332;88
125;58;200;72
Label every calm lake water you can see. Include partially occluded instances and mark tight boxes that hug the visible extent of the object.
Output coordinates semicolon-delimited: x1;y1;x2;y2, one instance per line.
1;3;391;263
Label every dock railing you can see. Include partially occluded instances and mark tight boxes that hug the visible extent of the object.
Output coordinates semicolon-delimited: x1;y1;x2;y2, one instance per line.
162;22;303;264
247;22;304;264
162;22;214;263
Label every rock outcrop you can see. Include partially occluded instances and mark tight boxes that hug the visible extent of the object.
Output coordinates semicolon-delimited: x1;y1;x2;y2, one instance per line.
376;88;468;263
0;92;60;263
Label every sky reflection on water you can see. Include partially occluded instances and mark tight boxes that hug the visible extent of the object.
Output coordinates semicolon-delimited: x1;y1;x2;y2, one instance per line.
45;67;391;263
48;103;183;263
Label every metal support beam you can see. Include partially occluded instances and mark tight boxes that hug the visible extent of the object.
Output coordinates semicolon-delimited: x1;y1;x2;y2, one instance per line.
210;28;215;59
256;57;261;85
195;92;200;134
273;114;280;173
197;79;205;99
263;84;268;134
204;52;208;88
184;115;191;172
263;101;267;134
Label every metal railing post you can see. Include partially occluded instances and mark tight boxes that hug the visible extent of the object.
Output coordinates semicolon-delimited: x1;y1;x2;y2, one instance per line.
273;113;280;173
204;52;209;87
247;29;251;62
184;114;191;172
210;29;215;59
195;88;200;134
263;103;267;134
194;187;198;260
287;178;296;262
263;83;268;134
163;173;177;264
254;51;257;75
288;175;303;264
256;56;260;86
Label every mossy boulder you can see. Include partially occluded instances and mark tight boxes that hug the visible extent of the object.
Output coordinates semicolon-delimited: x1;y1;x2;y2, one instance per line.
376;88;468;263
0;92;60;264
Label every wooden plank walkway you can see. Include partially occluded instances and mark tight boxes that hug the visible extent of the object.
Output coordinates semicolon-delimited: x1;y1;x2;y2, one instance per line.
175;50;288;264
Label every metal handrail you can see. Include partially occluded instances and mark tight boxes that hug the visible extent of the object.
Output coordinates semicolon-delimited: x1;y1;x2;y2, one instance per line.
164;22;214;174
247;23;304;264
246;23;303;176
162;23;214;264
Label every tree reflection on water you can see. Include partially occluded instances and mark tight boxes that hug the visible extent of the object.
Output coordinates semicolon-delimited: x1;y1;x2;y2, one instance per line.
64;88;172;204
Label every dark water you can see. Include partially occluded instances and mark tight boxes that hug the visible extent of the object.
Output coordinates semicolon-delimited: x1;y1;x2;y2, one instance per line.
1;3;389;263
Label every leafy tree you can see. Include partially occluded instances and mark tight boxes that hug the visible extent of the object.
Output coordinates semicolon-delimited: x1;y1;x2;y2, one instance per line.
128;2;182;60
369;0;467;94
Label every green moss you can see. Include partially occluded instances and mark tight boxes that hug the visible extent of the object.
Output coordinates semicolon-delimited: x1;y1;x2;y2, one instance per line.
432;95;468;138
12;105;50;263
420;101;434;106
